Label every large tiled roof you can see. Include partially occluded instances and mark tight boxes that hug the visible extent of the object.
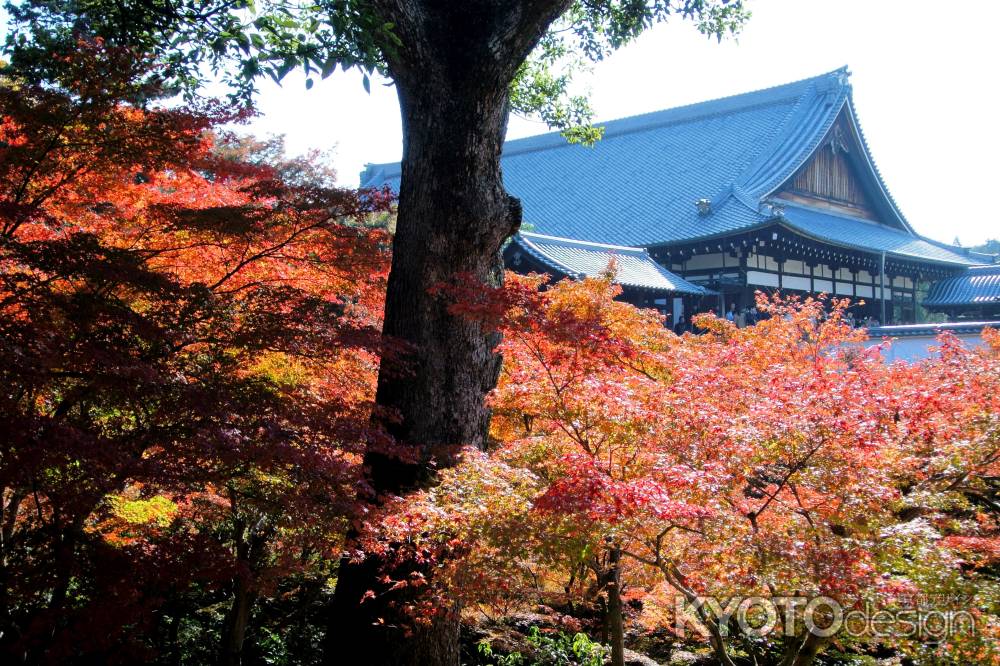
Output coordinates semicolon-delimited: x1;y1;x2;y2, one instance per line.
362;70;845;246
361;67;974;267
509;232;707;295
923;265;1000;308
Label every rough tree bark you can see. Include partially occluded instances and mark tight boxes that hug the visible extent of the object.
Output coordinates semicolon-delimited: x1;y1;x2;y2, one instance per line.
325;2;571;665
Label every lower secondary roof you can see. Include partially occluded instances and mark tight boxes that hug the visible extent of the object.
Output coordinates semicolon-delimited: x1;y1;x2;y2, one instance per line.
923;265;1000;308
869;321;1000;337
510;232;708;296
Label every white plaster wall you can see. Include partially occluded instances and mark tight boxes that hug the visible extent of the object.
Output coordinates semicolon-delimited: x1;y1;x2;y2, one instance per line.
867;332;986;362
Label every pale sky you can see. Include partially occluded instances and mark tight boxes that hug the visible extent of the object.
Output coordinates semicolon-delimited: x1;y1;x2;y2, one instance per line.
247;0;1000;247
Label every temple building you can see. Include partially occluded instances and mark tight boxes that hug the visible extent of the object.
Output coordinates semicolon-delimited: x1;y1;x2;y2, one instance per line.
361;68;998;325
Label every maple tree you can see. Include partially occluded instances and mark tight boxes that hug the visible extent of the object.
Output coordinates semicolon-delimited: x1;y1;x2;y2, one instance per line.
395;272;1000;666
884;329;1000;663
0;41;392;664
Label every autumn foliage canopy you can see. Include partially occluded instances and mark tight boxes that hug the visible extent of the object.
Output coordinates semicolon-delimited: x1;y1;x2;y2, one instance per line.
393;274;1000;665
0;41;393;663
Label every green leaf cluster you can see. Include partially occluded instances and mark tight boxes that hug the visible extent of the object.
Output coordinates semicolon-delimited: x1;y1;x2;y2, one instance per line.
3;0;748;139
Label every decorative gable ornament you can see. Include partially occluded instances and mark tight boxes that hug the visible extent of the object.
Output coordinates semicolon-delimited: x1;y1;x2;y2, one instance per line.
828;124;850;155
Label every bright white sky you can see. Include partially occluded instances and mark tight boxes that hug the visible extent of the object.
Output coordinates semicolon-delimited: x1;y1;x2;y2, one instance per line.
248;0;1000;247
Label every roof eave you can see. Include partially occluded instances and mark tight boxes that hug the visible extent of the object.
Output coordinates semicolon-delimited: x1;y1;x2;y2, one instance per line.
773;219;973;268
641;218;776;250
511;235;582;279
511;235;704;295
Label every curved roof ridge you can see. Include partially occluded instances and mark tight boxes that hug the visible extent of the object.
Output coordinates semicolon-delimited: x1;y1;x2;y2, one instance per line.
705;97;817;210
730;184;764;213
734;83;817;190
501;67;849;160
737;72;849;198
756;90;846;192
841;97;914;234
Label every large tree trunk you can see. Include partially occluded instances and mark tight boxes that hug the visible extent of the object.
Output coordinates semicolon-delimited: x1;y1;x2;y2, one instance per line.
324;2;571;665
326;550;461;666
366;61;516;491
324;80;514;666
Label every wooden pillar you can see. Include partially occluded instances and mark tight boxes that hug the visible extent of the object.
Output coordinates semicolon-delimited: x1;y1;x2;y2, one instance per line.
879;252;887;324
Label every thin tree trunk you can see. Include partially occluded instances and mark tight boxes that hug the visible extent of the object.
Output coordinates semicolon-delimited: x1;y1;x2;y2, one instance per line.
219;575;256;666
607;547;625;666
167;607;183;666
218;507;271;666
324;3;571;665
1;488;25;563
27;518;84;664
655;561;737;666
779;632;830;666
0;488;25;648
